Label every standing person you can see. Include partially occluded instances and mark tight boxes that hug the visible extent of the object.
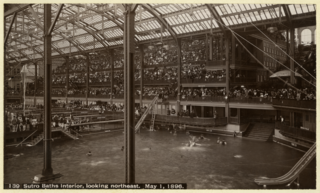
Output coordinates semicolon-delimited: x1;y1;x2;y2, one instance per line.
11;116;18;132
26;118;31;131
213;110;217;119
167;108;171;116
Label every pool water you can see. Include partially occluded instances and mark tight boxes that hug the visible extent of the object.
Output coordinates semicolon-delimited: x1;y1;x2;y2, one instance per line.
4;129;316;189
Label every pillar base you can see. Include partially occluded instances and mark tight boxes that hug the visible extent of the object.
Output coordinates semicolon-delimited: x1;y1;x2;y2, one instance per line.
33;173;63;183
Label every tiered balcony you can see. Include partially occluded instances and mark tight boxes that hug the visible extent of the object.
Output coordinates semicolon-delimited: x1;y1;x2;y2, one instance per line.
272;99;316;110
181;77;226;84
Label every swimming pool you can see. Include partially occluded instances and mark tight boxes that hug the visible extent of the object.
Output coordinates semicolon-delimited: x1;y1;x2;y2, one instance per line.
3;129;316;189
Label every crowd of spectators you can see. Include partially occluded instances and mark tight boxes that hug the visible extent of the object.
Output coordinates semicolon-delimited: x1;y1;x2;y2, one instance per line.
89;72;111;84
181;87;226;99
6;89;20;95
182;64;226;82
143;43;177;65
52;89;66;96
69;57;87;72
67;88;87;96
114;54;124;68
181;39;206;62
89;53;111;71
52;74;67;85
5;112;37;132
135;67;178;83
136;86;178;98
114;71;124;84
89;87;112;96
69;73;86;85
229;86;316;100
53;64;67;74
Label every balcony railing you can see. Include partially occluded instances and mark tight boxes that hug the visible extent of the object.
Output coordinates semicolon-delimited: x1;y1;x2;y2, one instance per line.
52;94;66;97
89;82;111;86
229;97;273;104
206;60;225;67
181;96;225;102
52;83;66;88
68;94;86;97
181;77;226;84
272;99;316;110
134;80;173;85
150;114;228;127
89;94;111;98
275;122;316;141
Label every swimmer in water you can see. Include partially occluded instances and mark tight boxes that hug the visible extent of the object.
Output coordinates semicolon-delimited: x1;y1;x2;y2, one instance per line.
87;151;92;156
217;137;221;144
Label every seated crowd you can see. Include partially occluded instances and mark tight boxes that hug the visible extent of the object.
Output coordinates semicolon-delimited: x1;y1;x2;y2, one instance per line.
53;64;67;74
229;86;316;100
67;88;87;96
89;71;111;84
135;86;178;98
181;87;226;99
182;64;226;82
88;84;124;97
143;44;177;65
135;67;178;83
69;73;87;84
52;74;67;85
181;39;206;62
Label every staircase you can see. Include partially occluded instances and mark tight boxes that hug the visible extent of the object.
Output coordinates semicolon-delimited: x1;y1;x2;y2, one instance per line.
27;132;44;146
243;123;274;142
27;128;78;147
57;128;79;140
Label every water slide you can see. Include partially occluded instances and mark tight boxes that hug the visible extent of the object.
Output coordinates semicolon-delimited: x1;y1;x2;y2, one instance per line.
135;96;158;133
254;142;316;187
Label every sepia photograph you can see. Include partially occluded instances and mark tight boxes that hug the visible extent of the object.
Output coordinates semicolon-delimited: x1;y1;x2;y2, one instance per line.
2;1;317;190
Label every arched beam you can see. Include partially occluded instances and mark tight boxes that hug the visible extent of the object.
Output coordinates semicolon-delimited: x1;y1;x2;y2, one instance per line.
282;4;292;27
23;13;85;54
72;4;139;43
205;4;226;34
6;44;32;61
58;16;109;48
9;29;65;57
140;4;178;44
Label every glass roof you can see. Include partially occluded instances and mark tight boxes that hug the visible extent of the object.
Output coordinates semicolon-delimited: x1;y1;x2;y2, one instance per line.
4;3;316;63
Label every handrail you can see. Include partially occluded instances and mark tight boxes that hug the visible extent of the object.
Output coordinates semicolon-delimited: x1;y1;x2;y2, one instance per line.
69;119;124;127
254;143;316;185
15;129;38;147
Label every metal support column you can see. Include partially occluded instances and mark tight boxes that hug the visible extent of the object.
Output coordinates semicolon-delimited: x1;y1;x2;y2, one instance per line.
34;62;37;106
110;50;114;104
123;6;136;184
176;39;182;114
34;4;62;183
225;34;230;121
65;56;69;103
209;36;213;61
86;55;90;105
290;27;295;84
139;45;144;107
